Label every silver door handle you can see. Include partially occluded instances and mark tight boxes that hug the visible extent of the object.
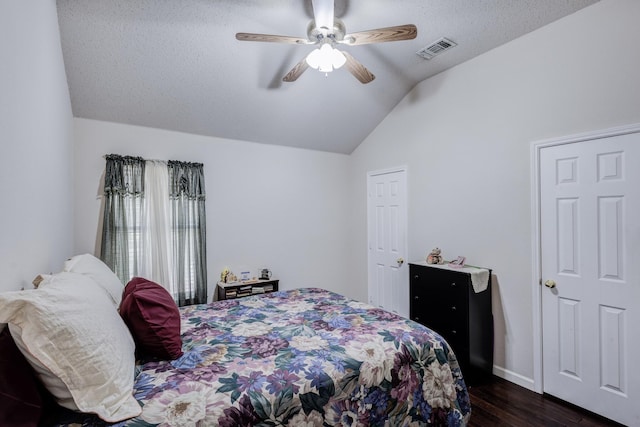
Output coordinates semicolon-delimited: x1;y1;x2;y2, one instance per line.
544;280;556;289
397;257;404;266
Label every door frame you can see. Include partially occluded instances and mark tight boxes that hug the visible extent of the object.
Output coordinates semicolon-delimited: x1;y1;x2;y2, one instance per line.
531;122;640;394
366;165;409;313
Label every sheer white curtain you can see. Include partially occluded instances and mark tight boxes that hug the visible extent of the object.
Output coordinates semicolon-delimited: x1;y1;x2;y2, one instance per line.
141;160;174;292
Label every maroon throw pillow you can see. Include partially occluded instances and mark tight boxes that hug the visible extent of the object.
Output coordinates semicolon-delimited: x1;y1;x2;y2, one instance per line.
120;277;183;360
0;327;43;427
122;276;147;301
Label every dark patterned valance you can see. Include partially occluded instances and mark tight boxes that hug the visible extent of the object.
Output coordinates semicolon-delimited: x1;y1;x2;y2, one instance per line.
168;160;206;200
103;154;145;196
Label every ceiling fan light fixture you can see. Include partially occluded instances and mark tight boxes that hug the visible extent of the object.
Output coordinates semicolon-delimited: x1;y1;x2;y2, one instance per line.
237;2;415;84
306;44;346;73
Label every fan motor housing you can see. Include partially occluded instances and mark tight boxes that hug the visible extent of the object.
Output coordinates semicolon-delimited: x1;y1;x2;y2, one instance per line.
307;18;346;43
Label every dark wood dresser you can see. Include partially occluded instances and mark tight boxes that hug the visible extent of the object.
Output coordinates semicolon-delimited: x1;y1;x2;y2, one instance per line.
409;262;493;385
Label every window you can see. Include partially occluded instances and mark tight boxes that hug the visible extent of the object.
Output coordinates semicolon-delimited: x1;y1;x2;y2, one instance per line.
100;155;207;306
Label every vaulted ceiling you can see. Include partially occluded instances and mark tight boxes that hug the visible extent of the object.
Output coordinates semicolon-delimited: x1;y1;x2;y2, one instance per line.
56;0;598;154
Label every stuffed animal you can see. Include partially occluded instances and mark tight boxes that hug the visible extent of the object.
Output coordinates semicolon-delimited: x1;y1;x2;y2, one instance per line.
221;267;231;283
426;248;444;265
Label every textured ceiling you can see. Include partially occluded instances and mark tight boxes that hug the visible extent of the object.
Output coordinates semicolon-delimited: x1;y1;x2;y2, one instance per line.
56;0;598;154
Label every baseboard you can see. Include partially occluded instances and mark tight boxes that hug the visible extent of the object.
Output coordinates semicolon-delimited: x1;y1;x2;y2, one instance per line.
492;365;536;392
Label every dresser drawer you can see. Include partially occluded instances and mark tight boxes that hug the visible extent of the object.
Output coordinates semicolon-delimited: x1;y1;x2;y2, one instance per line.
411;282;469;324
412;272;468;300
411;301;468;329
426;313;468;340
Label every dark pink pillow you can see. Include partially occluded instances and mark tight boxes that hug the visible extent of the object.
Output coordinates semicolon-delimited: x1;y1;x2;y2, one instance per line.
0;327;43;427
120;277;183;360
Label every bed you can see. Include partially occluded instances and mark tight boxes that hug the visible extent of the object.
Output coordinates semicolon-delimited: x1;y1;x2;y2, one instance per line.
0;256;470;427
49;287;471;426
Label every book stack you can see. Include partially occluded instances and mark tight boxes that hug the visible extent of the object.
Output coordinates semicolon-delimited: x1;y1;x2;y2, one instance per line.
262;284;274;292
236;285;252;298
252;287;265;294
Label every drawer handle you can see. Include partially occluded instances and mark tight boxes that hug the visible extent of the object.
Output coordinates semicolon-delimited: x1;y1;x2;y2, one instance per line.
414;296;419;300
451;282;456;287
451;330;457;335
414;316;420;321
451;306;456;311
414;275;419;280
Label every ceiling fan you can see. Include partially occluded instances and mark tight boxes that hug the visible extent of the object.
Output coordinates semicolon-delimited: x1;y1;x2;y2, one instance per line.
235;0;417;84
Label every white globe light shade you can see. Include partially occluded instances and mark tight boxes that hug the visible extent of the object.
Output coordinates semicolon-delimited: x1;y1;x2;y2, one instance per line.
306;44;346;73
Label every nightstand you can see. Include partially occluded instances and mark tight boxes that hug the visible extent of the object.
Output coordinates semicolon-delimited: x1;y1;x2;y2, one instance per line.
216;279;279;301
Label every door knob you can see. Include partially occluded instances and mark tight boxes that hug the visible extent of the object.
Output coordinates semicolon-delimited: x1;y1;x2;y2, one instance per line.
397;257;404;266
544;280;556;288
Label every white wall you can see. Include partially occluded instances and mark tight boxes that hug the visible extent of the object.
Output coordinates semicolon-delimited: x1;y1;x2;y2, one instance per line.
73;118;352;301
348;0;640;387
0;0;74;292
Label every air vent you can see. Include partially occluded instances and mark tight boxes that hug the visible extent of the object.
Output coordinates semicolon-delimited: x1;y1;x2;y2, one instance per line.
416;37;457;60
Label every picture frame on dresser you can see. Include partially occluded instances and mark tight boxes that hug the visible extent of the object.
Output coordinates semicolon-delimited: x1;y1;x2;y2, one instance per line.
409;261;493;385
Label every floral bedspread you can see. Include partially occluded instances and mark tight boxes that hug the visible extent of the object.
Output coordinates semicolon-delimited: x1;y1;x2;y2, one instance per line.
59;288;470;426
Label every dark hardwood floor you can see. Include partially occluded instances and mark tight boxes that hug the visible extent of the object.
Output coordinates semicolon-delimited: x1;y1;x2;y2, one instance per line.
467;376;623;426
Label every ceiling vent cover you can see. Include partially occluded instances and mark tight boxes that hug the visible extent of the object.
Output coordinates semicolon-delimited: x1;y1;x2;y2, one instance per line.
416;37;457;60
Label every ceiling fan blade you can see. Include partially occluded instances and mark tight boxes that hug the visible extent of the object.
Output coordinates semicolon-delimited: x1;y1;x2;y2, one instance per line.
282;58;310;82
312;0;334;30
340;51;375;84
236;33;311;45
342;24;417;46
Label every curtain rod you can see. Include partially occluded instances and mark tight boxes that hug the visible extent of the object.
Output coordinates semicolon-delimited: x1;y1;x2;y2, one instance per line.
102;154;159;161
102;154;202;166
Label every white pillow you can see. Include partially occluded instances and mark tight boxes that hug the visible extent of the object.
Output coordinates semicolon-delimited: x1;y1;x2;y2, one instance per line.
63;253;124;307
0;272;141;422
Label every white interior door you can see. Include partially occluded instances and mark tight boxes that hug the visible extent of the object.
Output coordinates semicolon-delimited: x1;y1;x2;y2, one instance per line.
367;167;408;317
540;132;640;426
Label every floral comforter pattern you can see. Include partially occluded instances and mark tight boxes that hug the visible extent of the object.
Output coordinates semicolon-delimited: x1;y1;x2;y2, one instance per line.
64;288;470;426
